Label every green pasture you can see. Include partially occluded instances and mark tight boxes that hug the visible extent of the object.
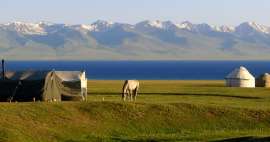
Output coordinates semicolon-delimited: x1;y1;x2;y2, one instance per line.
0;80;270;142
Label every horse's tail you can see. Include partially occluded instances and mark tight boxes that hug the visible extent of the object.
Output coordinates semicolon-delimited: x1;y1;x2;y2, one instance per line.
122;80;128;99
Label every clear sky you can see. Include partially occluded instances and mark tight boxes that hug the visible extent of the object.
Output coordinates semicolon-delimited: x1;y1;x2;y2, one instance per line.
0;0;269;26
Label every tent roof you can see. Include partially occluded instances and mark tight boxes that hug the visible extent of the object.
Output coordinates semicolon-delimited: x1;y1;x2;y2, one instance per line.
0;70;50;80
226;66;255;80
54;71;85;82
0;70;86;81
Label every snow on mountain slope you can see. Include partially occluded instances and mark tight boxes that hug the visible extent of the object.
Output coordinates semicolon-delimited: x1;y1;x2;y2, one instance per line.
214;25;235;33
235;22;270;35
3;22;47;35
175;21;194;30
246;22;270;34
71;24;93;34
175;21;235;33
135;20;177;30
90;20;115;32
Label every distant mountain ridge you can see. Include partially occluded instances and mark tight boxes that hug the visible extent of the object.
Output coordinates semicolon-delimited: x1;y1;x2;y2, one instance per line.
3;20;269;34
0;20;270;60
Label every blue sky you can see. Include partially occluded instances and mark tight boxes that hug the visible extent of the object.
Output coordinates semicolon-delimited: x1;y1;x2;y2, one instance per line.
0;0;269;26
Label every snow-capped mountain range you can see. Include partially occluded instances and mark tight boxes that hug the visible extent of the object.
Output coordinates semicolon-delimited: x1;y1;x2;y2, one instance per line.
1;20;270;35
0;20;270;60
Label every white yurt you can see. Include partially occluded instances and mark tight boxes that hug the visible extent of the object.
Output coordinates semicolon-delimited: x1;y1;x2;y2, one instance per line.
256;73;270;88
225;66;255;88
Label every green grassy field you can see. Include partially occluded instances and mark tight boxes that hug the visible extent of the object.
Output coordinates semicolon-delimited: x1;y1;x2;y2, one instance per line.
1;80;270;142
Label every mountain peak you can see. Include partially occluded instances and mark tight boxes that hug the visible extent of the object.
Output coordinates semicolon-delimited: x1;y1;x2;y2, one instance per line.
72;24;93;33
175;21;194;31
219;25;235;32
147;20;163;28
91;20;115;31
80;24;93;30
38;21;54;27
3;21;47;35
135;20;177;30
136;20;163;28
237;22;270;34
92;20;114;26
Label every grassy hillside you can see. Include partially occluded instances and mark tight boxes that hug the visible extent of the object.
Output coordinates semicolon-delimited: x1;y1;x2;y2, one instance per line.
0;80;270;142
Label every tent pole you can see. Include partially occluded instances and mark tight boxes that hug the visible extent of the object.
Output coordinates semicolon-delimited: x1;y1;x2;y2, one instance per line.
2;59;5;80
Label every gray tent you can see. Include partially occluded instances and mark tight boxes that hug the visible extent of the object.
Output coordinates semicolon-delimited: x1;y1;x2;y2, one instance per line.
0;70;87;102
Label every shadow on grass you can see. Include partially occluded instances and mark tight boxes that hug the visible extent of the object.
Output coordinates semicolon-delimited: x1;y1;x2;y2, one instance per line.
212;136;270;142
111;137;181;142
89;92;261;100
65;136;183;142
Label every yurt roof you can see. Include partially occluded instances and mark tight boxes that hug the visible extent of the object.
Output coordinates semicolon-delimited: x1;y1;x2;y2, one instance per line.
258;73;270;80
226;66;255;80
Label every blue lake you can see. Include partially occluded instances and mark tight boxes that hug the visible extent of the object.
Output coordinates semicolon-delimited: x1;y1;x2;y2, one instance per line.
3;61;270;80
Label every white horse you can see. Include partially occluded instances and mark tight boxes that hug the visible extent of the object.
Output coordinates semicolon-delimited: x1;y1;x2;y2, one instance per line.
122;80;139;101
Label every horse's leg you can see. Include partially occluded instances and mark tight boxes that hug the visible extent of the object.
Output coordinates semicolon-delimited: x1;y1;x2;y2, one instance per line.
122;93;126;101
126;89;130;101
122;88;127;101
132;90;136;101
134;86;139;101
129;89;133;101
